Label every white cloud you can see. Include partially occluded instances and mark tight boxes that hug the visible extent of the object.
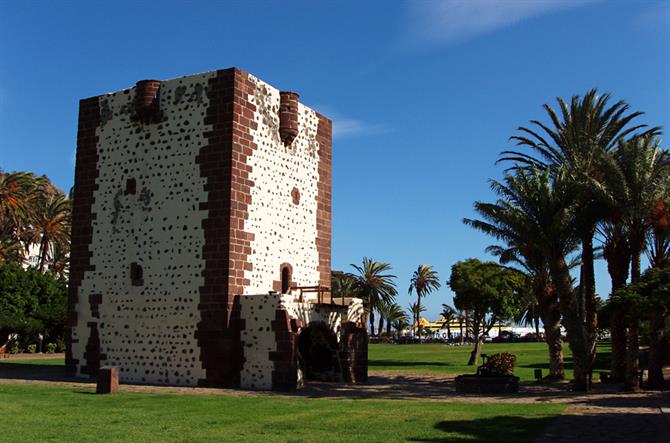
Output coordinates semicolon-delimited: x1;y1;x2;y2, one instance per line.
401;0;596;49
332;117;387;139
314;104;388;139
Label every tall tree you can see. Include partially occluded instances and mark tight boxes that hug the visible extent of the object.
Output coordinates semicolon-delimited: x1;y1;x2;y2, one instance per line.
408;301;426;337
464;171;572;379
449;259;523;365
30;193;71;272
408;264;441;337
350;258;397;336
602;135;670;383
500;89;659;391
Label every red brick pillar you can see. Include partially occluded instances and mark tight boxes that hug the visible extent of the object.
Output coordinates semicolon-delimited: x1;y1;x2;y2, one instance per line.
96;366;119;394
279;91;299;146
134;79;161;123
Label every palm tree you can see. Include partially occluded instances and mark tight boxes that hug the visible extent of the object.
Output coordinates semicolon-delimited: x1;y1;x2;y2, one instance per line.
515;286;540;339
457;310;466;343
392;317;410;340
464;169;572;379
499;89;659;391
0;171;37;248
30;193;71;272
381;302;408;336
601;135;670;382
647;198;670;269
350;258;398;336
331;270;358;305
440;304;457;341
408;264;441;336
468;169;577;381
408;301;426;337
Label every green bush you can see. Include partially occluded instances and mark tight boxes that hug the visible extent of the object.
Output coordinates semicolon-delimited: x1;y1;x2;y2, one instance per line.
9;341;20;354
46;342;57;354
0;264;67;349
27;344;37;354
481;352;517;376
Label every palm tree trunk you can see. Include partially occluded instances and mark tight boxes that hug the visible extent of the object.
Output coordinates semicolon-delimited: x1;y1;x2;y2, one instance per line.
624;236;645;386
386;321;392;336
624;319;640;391
416;292;422;337
38;235;48;272
541;308;564;379
369;310;375;336
459;319;463;343
550;254;591;391
378;316;384;337
647;309;666;389
605;226;630;382
536;273;564;379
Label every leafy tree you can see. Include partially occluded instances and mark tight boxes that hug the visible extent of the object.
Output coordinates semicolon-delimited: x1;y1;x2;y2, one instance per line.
0;264;67;351
609;267;670;390
408;264;441;336
350;258;397;336
448;259;523;365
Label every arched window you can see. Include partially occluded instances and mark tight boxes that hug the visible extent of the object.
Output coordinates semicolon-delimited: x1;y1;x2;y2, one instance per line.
281;266;291;294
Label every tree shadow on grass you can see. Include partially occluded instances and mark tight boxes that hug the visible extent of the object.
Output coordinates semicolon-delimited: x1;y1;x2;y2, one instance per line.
409;415;557;442
0;362;81;383
519;349;612;373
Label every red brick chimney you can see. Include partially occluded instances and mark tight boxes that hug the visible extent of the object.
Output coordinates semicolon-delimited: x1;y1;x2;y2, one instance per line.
134;80;161;123
279;91;299;146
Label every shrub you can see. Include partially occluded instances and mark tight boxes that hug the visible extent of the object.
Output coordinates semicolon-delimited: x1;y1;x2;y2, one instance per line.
27;344;37;354
481;352;517;376
46;342;57;354
9;341;20;354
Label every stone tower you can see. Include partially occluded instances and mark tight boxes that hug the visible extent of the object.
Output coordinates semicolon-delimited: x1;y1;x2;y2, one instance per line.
67;68;367;390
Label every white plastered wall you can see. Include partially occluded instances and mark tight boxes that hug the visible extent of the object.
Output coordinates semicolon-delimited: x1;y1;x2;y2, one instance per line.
71;72;215;385
243;76;322;297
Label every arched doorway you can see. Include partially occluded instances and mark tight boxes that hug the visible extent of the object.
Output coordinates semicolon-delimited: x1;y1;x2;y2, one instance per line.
298;322;342;382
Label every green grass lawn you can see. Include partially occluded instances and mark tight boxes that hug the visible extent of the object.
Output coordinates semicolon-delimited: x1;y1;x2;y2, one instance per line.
1;357;65;365
369;342;611;382
0;383;564;442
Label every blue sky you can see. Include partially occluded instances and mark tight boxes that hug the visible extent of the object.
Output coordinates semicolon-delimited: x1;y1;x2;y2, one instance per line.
1;0;669;319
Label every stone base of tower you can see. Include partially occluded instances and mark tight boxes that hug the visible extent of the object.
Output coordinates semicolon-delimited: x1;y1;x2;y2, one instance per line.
238;293;367;391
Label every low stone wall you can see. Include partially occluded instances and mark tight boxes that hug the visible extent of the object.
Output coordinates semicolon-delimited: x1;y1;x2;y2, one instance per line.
454;375;519;394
